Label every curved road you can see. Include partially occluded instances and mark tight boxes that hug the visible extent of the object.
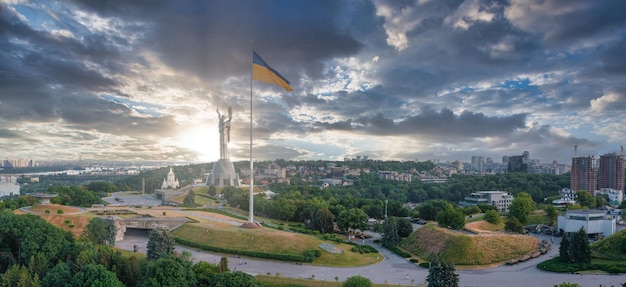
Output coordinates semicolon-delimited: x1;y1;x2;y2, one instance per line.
118;229;626;287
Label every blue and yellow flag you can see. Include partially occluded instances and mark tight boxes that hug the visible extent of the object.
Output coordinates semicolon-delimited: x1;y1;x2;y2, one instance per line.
252;50;293;92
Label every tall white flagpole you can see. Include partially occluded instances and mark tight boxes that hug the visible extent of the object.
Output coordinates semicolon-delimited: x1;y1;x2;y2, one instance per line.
248;51;255;224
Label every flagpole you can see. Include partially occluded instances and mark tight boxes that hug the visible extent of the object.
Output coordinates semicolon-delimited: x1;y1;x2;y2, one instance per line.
248;50;255;225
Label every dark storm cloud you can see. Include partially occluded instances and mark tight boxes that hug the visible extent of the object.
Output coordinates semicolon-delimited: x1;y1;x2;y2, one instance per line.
537;0;626;45
313;106;527;139
599;38;626;75
71;0;364;83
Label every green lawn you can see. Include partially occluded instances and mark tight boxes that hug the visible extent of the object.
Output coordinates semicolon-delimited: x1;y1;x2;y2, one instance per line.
170;222;381;267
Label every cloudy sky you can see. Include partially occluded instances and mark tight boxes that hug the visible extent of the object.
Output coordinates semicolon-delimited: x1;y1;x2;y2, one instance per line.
1;0;625;165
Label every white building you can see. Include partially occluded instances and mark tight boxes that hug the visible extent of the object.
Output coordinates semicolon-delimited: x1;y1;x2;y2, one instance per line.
552;188;576;208
557;210;616;238
594;188;624;206
161;167;180;189
459;191;514;212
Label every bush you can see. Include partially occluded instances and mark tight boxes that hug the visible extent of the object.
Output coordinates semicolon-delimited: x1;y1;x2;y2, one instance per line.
410;258;419;263
57;209;63;214
350;245;378;254
484;210;501;225
45;209;50;214
419;262;430;268
343;275;372;287
64;219;71;224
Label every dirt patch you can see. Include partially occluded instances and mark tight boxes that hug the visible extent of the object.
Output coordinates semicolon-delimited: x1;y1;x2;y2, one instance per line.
465;221;503;233
40;214;92;237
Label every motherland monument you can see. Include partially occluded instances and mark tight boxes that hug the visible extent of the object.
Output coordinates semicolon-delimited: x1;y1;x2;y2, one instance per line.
206;103;240;187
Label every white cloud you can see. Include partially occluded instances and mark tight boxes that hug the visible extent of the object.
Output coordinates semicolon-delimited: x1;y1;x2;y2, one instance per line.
444;0;496;30
373;0;424;51
589;92;623;113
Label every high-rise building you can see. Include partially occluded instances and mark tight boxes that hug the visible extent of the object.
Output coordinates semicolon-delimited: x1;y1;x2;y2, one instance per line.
571;156;596;192
598;152;624;191
507;155;527;173
471;156;485;172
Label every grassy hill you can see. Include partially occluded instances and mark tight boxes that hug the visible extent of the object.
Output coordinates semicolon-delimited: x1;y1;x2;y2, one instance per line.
591;228;626;260
399;224;538;265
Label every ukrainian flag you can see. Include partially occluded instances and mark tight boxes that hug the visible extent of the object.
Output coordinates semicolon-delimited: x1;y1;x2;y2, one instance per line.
252;50;294;92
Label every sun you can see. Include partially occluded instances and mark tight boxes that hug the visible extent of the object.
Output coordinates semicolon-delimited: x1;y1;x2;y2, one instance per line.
176;124;220;162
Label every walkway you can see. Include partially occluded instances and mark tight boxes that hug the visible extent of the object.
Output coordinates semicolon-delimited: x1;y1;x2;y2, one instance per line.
117;229;626;286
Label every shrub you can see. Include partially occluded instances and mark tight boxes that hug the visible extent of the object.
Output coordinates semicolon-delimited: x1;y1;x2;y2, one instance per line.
57;209;64;214
45;209;50;214
64;219;71;224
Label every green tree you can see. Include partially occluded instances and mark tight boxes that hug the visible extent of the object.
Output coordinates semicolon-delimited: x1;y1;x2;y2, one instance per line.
183;190;196;207
139;254;197;287
0;211;74;270
146;229;175;261
508;192;535;224
70;264;124;287
559;233;570;263
343;275;372;287
336;208;369;233
426;257;459;287
435;206;465;230
193;261;219;287
2;264;41;287
570;227;591;264
417;200;450;221
397;217;414;237
382;217;400;246
484;209;501;225
42;262;72;287
208;185;217;197
208;271;260;287
477;204;498;213
504;217;523;233
575;190;594;208
84;217;117;246
544;205;558;223
463;205;481;215
314;208;335;234
28;253;49;280
217;256;229;273
87;181;118;196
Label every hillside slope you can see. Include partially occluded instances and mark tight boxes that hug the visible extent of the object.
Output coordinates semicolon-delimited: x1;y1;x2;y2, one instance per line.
399;224;538;265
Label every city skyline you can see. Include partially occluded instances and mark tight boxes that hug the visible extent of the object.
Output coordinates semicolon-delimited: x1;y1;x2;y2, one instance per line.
1;1;626;164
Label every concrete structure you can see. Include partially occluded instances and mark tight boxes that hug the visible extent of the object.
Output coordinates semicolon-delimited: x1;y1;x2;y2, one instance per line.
459;191;514;212
571;155;596;192
598;152;624;191
557;209;616;237
112;217;190;241
206;105;240;187
31;193;58;205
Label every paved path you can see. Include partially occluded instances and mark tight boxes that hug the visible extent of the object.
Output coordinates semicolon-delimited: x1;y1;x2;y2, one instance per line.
117;229;626;287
